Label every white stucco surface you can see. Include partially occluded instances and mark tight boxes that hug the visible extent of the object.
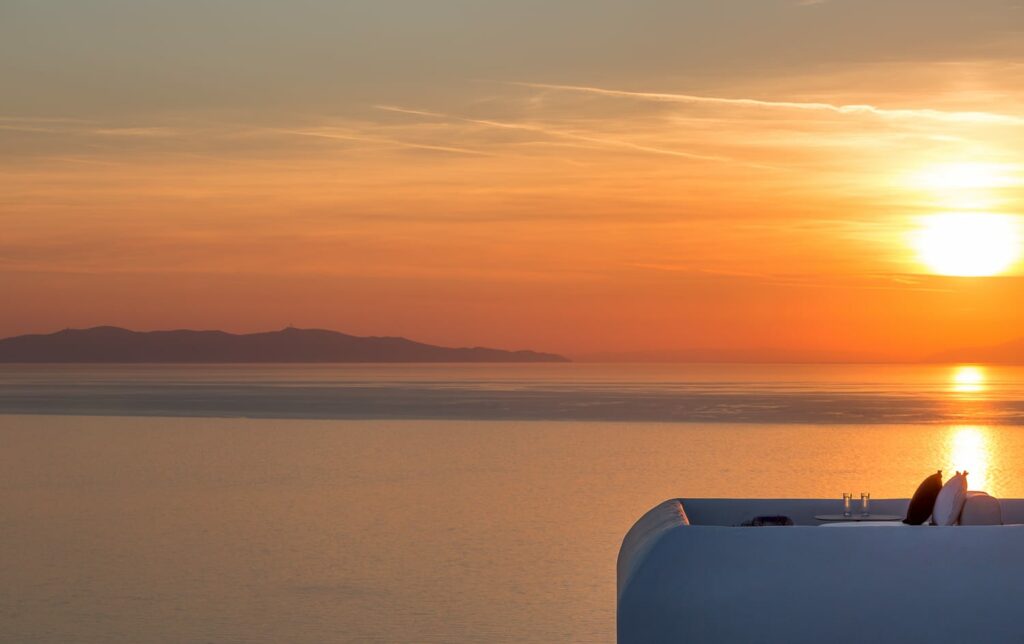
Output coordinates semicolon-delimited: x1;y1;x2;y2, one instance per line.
619;498;1024;643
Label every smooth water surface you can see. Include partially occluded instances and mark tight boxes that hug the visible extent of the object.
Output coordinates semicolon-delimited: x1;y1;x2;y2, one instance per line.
2;362;1024;424
3;363;1024;642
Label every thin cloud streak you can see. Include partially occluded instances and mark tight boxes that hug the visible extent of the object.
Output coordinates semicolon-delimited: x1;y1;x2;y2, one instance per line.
0;116;94;123
630;263;954;292
375;104;764;165
276;127;489;156
509;81;1024;125
91;127;181;137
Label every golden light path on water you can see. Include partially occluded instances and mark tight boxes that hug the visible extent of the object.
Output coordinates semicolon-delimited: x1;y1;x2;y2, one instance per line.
945;426;993;493
944;366;994;494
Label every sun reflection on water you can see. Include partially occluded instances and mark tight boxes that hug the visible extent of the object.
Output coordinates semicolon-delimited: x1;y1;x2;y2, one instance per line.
950;365;986;393
945;425;992;493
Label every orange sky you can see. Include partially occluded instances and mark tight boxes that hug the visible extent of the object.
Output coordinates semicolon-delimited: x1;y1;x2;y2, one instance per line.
4;1;1024;360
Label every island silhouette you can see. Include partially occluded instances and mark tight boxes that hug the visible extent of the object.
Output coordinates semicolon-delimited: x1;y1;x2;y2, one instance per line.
0;326;569;363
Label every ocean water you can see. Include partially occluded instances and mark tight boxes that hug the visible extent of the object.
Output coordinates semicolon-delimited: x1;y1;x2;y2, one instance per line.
3;363;1024;642
3;362;1024;424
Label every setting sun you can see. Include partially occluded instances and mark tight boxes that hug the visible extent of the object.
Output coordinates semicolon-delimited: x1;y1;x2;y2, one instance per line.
913;213;1021;277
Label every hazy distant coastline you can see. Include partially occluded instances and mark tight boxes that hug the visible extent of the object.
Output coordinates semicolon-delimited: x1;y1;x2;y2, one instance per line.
3;326;1022;364
0;327;569;363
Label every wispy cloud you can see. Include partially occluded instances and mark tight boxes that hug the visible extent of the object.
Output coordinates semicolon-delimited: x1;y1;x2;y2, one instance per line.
0;116;93;123
375;104;749;164
507;81;1024;125
631;263;953;292
90;127;181;137
374;106;447;119
0;120;184;138
277;126;488;156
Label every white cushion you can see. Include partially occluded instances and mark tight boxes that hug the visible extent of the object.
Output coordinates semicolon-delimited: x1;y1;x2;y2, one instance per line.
960;491;1002;525
932;471;969;525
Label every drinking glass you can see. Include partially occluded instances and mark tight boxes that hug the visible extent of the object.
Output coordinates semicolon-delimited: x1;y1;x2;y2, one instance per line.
843;492;853;517
861;492;870;517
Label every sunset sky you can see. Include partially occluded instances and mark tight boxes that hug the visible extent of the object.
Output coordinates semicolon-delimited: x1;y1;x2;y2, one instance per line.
4;0;1024;360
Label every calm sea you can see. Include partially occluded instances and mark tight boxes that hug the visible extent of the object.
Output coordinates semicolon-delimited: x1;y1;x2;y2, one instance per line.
3;363;1024;642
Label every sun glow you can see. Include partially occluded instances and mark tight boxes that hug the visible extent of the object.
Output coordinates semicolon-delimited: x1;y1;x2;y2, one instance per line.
951;365;986;393
913;213;1021;276
910;163;1018;192
908;162;1019;210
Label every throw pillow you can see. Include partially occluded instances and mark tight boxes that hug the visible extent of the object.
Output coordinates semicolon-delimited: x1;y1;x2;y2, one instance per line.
932;471;968;525
960;491;1002;525
903;470;943;525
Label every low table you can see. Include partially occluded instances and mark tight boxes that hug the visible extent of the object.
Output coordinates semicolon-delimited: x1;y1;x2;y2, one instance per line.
814;514;903;522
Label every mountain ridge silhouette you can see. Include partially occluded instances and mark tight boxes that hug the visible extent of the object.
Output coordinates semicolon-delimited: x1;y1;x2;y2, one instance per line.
0;326;569;363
